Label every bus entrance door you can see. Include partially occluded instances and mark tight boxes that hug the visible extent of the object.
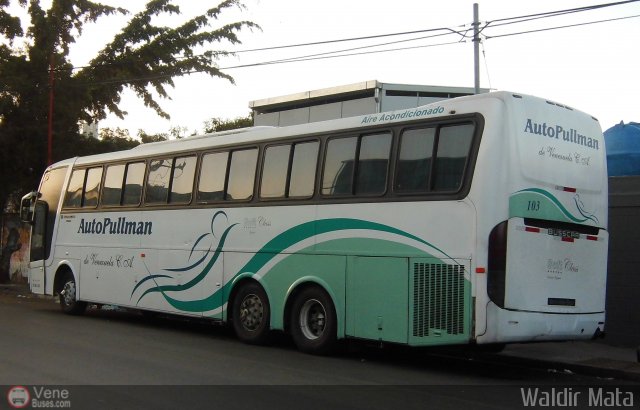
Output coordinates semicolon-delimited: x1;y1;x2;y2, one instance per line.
27;200;47;294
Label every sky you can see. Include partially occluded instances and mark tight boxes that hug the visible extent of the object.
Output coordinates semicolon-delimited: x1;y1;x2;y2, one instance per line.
17;0;640;136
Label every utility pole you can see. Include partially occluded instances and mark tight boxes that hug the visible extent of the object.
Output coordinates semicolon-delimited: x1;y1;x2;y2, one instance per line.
47;54;55;166
473;3;480;94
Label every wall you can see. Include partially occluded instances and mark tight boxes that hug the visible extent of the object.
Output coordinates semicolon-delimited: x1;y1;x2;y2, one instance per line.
606;176;640;346
254;97;377;126
0;214;30;284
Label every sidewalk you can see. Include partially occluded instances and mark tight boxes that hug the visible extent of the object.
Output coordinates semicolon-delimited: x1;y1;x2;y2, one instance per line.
1;283;639;381
499;340;640;382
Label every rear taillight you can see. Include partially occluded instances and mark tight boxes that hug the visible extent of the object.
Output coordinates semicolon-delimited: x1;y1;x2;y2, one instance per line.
488;221;508;308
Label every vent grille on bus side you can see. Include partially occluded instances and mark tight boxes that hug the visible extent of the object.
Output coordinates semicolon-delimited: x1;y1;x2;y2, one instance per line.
412;263;465;337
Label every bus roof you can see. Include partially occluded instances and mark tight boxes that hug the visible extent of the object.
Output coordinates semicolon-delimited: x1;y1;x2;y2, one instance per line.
50;91;597;169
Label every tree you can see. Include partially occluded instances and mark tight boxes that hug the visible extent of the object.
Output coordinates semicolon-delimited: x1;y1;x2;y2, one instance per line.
98;127;140;151
0;0;257;211
203;114;253;133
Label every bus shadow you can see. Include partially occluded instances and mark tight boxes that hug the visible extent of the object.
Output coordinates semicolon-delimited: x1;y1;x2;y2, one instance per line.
37;304;604;384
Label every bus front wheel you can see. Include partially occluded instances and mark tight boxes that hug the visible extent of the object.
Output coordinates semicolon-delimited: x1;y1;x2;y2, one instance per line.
59;273;87;315
290;287;337;355
231;282;271;345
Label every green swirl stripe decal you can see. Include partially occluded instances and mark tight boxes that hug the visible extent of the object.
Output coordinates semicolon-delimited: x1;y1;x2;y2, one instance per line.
509;188;599;224
132;214;454;313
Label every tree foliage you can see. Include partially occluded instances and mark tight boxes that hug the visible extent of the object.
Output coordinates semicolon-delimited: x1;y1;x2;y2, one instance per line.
0;0;257;211
203;114;252;133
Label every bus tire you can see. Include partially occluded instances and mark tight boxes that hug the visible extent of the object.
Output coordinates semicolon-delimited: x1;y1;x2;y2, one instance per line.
59;273;87;315
231;282;271;345
290;286;337;355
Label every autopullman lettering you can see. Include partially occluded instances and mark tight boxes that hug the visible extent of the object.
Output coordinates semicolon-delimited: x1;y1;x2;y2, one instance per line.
524;118;599;150
77;217;153;235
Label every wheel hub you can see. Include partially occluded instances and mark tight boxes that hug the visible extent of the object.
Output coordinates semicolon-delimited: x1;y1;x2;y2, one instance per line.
299;299;326;340
62;281;76;306
239;294;263;331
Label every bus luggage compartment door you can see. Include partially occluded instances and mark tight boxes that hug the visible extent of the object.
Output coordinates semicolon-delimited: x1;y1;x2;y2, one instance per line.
346;256;409;344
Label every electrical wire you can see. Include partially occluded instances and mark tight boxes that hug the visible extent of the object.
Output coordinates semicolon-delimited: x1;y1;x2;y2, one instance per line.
242;30;464;66
232;27;466;53
73;38;465;86
484;13;640;40
50;0;640;87
481;41;492;90
61;0;639;73
487;0;639;25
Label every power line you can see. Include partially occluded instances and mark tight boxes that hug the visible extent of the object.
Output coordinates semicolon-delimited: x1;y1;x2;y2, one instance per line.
483;13;640;40
59;1;640;87
232;27;466;53
487;0;639;25
74;39;465;86
224;0;640;53
243;31;464;66
63;0;638;73
222;40;465;70
61;27;464;72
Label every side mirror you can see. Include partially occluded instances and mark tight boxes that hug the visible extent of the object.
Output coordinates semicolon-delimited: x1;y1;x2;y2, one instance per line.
20;191;40;224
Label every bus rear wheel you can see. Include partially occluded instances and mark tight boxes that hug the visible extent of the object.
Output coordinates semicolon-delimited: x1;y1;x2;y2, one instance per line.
290;287;337;355
231;282;271;345
59;273;87;315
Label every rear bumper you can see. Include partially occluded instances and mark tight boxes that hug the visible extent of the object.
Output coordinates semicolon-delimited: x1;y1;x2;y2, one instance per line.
478;302;605;344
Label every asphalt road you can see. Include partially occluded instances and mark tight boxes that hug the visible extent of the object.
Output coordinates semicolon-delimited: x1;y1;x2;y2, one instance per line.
0;291;633;410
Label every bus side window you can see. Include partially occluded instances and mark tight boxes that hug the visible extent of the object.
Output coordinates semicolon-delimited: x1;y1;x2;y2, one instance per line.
226;148;258;201
395;127;436;193
288;141;318;198
355;133;391;195
102;164;125;206
322;134;391;197
83;167;103;207
169;156;197;204
63;166;102;208
198;152;228;202
322;137;357;195
64;169;85;208
433;124;474;192
261;141;319;200
146;159;172;204
123;162;145;206
260;144;291;199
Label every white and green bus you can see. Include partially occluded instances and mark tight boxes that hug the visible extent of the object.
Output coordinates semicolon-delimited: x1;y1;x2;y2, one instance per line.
20;91;608;354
